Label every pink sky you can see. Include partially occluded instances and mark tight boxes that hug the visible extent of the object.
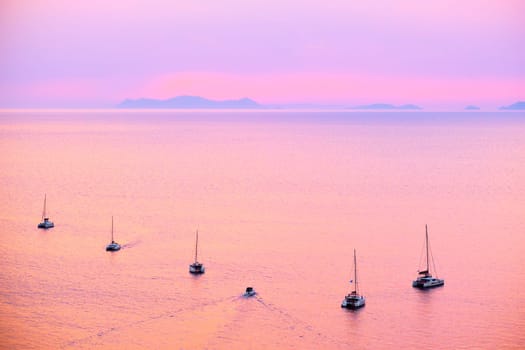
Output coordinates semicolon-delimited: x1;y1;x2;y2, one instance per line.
0;0;524;109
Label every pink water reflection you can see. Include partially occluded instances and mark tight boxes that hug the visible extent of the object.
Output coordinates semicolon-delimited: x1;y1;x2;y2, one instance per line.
0;111;524;349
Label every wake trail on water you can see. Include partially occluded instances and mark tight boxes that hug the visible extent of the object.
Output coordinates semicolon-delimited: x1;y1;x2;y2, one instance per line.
120;240;141;249
229;294;351;348
63;293;349;349
61;294;239;349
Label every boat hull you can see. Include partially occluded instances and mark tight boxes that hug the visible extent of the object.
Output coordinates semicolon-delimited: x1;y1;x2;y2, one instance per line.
38;218;54;229
412;279;444;289
189;263;205;274
341;297;366;309
243;287;256;297
106;243;121;251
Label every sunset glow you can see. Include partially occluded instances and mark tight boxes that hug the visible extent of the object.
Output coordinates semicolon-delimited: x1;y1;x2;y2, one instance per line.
1;0;523;109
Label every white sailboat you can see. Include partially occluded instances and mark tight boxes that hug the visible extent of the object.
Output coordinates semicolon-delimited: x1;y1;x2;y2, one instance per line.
189;230;205;274
105;216;121;252
412;225;444;289
341;249;366;309
37;194;54;229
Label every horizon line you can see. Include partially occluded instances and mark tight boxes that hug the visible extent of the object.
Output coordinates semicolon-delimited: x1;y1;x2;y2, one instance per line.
0;107;522;113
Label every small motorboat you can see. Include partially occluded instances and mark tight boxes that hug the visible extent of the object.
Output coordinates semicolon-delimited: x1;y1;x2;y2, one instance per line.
105;216;121;252
243;287;256;297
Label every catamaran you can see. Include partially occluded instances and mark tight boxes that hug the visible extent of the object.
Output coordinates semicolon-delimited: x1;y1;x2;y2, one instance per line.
189;230;205;274
412;225;444;289
105;216;121;252
37;194;54;229
341;249;366;309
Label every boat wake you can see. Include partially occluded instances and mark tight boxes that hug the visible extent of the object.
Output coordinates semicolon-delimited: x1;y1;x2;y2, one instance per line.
61;294;239;349
120;240;142;249
233;294;348;348
63;293;347;349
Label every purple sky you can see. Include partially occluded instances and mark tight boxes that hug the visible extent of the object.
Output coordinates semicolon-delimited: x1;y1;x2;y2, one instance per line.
1;0;524;109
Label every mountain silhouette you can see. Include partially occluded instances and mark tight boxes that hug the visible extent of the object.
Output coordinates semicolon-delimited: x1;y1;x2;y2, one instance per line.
118;95;261;109
350;103;422;110
465;105;480;110
499;101;525;110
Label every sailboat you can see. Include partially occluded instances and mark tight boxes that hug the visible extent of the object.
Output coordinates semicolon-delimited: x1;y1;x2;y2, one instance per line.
412;225;444;289
105;216;121;251
37;194;54;229
341;249;366;309
189;230;205;274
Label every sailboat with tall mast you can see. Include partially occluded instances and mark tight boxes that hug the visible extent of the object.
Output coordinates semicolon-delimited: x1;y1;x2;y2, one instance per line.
37;194;54;229
105;216;121;251
412;225;444;289
341;249;366;309
189;230;205;274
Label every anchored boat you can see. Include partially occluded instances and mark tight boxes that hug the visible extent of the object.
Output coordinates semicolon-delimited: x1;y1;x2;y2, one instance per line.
341;249;366;309
412;225;444;289
105;216;121;252
189;230;205;274
37;194;54;229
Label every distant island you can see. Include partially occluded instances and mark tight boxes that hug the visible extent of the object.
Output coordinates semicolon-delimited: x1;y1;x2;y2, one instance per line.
118;95;262;109
499;101;525;110
465;105;480;110
117;97;426;110
349;103;422;110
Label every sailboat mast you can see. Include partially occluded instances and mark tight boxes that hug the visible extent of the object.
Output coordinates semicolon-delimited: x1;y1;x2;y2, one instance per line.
425;224;429;273
42;194;47;220
111;216;114;243
195;230;199;263
354;249;358;293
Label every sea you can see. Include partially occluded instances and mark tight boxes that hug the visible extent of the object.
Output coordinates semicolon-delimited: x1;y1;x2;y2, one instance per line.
0;110;524;349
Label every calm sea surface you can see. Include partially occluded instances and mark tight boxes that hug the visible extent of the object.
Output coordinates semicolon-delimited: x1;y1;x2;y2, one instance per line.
0;111;524;349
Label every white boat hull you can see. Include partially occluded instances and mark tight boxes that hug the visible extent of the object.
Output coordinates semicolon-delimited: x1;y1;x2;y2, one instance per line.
189;263;205;274
412;277;444;289
341;295;366;309
38;221;54;229
106;243;121;251
38;218;54;229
